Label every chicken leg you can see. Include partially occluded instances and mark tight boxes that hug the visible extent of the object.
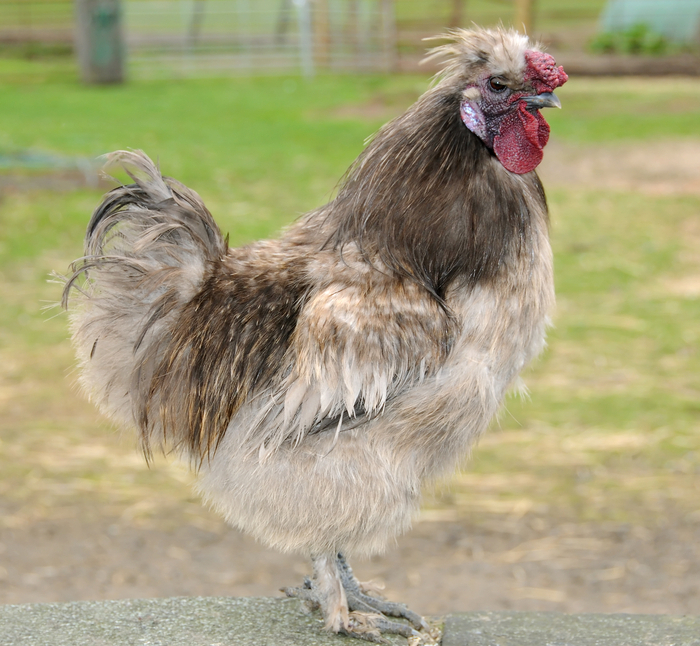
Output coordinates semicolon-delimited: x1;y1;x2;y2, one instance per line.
283;553;428;643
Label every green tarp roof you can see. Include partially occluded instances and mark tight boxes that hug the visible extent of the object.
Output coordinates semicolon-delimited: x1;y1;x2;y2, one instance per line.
601;0;700;42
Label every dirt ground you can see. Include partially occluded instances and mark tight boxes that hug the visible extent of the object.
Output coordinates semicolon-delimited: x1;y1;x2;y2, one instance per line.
1;499;699;617
1;139;699;619
540;138;700;197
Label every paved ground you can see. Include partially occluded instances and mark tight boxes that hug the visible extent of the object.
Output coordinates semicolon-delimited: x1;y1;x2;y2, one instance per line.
4;597;700;646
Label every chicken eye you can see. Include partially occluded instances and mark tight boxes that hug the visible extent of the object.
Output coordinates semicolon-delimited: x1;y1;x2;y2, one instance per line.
489;77;508;92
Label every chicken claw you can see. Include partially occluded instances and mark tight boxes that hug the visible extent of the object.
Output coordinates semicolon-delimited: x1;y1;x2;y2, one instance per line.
336;554;429;632
283;553;432;643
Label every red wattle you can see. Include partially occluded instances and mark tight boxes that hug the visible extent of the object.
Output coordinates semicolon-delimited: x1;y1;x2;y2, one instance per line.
493;103;550;174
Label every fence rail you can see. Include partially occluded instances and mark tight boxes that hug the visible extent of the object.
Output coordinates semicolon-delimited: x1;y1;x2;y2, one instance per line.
123;0;396;76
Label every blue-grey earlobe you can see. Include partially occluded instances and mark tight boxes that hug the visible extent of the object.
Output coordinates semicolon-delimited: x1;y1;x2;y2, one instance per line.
460;100;489;145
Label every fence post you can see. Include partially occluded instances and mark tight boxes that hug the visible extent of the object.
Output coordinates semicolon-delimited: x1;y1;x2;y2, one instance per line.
75;0;125;83
380;0;397;72
449;0;464;28
315;0;331;69
293;0;314;78
514;0;535;35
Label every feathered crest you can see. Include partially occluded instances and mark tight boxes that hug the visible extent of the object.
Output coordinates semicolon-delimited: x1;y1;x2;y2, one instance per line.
422;27;537;83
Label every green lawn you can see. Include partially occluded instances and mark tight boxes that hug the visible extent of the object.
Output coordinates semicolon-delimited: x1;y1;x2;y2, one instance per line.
0;69;698;528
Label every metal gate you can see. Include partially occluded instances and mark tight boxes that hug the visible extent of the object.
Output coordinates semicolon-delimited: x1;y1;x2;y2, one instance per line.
123;0;396;77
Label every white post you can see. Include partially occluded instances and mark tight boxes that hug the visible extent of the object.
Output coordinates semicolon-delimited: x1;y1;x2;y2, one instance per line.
293;0;314;78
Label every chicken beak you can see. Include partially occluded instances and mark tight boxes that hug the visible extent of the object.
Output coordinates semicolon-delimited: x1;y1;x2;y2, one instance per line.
523;92;561;110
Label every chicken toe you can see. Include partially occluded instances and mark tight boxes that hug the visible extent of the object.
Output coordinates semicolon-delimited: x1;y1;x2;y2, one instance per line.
337;553;429;632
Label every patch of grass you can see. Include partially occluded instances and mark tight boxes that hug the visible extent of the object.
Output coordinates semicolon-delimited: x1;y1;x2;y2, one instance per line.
0;57;77;84
0;75;418;265
548;78;700;143
1;73;699;528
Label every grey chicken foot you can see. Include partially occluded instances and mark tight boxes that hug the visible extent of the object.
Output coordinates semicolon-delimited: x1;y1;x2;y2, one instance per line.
336;553;429;633
283;553;427;643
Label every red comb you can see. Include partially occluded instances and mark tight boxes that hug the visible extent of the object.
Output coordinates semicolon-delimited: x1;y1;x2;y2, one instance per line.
524;51;568;94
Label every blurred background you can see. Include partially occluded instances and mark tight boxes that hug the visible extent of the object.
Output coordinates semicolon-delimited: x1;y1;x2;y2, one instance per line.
1;0;699;618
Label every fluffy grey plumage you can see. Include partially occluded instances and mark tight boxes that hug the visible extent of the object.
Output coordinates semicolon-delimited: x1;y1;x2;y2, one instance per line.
63;27;566;643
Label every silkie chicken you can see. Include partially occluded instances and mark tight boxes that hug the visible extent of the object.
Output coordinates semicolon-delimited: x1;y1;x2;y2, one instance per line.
62;27;567;644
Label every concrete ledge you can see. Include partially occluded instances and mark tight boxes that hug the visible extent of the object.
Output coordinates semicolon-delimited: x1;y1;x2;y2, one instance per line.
443;611;700;646
1;596;699;646
0;597;348;646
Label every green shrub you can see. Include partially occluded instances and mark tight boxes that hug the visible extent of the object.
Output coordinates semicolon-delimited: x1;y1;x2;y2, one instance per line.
589;23;669;55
